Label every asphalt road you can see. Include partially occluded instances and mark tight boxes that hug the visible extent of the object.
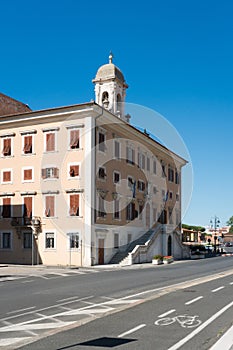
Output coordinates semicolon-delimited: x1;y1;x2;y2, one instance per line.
0;256;233;349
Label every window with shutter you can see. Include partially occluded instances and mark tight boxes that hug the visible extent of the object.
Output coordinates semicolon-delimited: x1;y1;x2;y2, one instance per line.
98;132;106;152
98;167;106;179
2;198;11;218
2;138;11;156
2;171;11;183
24;169;32;181
69;194;79;216
69;165;79;177
70;130;79;149
24;197;32;218
23;136;32;154
45;196;55;217
46;133;55;152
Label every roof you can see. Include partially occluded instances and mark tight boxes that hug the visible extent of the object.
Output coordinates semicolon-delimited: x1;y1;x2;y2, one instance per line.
0;92;31;116
92;53;127;85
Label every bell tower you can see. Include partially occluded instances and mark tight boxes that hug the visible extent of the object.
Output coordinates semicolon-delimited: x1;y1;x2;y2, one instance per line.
92;53;129;122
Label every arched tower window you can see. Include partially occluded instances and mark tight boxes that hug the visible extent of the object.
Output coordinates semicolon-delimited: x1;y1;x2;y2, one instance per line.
116;94;121;113
102;91;109;109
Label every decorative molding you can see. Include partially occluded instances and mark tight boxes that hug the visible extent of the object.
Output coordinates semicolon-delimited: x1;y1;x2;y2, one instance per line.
65;124;84;129
20;130;37;135
0;132;16;138
20;191;37;196
42;190;60;195
65;189;84;194
0;192;15;197
42;127;60;132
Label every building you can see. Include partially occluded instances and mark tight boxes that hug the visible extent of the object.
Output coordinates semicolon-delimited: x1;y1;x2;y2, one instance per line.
0;55;188;266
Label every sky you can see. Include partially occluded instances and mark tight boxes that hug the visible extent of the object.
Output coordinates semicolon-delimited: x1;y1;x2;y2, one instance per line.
0;0;232;227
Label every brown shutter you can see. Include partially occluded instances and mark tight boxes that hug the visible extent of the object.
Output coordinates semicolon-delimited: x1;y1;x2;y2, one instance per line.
24;169;32;180
41;169;47;179
70;194;79;216
3;138;11;156
24;197;32;218
2;198;11;218
69;165;79;177
46;133;55;152
53;167;59;178
70;130;79;149
45;196;54;217
3;171;11;182
24;136;32;153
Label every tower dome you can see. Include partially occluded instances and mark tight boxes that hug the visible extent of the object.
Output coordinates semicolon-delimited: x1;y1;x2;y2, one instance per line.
92;53;129;121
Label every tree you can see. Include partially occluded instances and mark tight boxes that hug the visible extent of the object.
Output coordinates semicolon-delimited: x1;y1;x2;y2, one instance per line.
227;216;233;227
182;224;205;232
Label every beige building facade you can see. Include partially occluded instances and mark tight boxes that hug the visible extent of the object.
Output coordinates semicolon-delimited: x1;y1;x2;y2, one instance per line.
0;56;188;266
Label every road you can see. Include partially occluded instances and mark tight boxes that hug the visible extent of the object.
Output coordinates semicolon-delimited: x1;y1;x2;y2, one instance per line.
0;256;233;349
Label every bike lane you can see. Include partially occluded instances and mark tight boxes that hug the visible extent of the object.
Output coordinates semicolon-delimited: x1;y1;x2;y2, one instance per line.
17;273;233;350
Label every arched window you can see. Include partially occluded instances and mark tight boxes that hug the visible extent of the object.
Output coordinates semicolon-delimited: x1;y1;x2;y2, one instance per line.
116;94;121;113
102;91;109;108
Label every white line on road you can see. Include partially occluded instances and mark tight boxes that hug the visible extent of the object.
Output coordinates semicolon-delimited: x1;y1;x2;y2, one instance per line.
118;324;146;338
0;337;31;347
7;307;36;315
230;282;233;285
167;300;233;350
209;324;233;350
212;286;225;293
57;296;79;302
185;296;203;305
158;309;176;318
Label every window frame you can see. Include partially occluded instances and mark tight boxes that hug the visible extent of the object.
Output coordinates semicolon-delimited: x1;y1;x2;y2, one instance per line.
113;171;120;184
0;231;12;250
23;231;32;249
45;231;56;250
1;137;13;157
67;232;80;250
1;168;13;184
44;195;55;218
68;163;80;179
69;193;80;217
22;167;34;183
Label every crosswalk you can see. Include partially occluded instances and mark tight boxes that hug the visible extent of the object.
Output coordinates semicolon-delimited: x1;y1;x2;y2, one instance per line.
0;295;142;349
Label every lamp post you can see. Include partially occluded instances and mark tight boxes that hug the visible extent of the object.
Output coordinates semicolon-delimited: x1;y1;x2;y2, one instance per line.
210;216;220;253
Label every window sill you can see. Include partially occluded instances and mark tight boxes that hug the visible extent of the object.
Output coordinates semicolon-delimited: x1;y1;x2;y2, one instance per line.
43;151;58;154
1;182;13;185
1;155;14;159
67;148;83;152
22;153;36;156
68;215;83;218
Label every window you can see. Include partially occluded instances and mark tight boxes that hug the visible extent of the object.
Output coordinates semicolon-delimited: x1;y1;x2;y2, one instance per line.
2;198;11;218
126;146;135;165
23;232;32;249
2;138;11;156
70;129;80;149
45;133;55;152
176;193;180;201
138;180;145;192
153;186;157;195
98;132;106;152
1;232;11;249
114;233;119;248
42;167;59;179
23;135;33;154
2;170;12;183
45;232;55;249
153;160;157;174
169;191;173;200
69;194;79;216
113;171;120;184
69;165;79;177
45;196;55;217
168;167;174;182
128;176;134;188
139;204;143;220
114;199;120;219
153;208;157;222
23;168;33;182
147;157;150;172
126;202;136;221
68;233;79;249
98;167;106;180
114;140;120;159
23;197;32;218
97;195;106;218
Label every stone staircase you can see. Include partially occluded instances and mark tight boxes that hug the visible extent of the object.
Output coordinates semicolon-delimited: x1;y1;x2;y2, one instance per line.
109;229;155;265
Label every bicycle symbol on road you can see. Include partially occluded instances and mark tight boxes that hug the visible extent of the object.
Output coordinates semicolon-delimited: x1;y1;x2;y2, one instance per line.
155;314;201;328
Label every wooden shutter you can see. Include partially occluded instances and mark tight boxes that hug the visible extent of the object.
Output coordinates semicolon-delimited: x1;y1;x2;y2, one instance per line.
24;169;32;180
53;167;59;178
69;165;79;177
70;130;79;149
3;138;11;156
2;198;11;218
45;196;54;217
24;197;32;218
70;194;79;216
41;168;47;179
46;133;55;152
24;135;32;153
3;171;11;182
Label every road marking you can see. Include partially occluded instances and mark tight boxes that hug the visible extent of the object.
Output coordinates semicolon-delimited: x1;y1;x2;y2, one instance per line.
0;321;74;332
0;337;31;347
167;300;233;350
7;306;36;315
212;286;225;293
230;282;233;285
209;324;233;350
158;309;176;318
21;280;34;283
57;296;79;302
185;296;203;305
118;324;146;338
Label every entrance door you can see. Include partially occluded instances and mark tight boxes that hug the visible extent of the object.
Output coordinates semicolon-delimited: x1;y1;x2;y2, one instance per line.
98;239;104;265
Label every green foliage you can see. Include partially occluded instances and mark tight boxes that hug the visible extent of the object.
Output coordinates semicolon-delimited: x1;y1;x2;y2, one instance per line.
226;216;233;226
153;255;163;261
182;224;206;232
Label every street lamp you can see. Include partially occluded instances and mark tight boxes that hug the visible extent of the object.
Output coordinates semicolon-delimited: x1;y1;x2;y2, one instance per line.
210;216;220;253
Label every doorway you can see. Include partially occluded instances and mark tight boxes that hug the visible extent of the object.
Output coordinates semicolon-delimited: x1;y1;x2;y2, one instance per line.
167;235;172;256
98;239;105;265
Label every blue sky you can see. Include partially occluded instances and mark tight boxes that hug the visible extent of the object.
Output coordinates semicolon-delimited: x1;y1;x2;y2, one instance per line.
1;0;232;227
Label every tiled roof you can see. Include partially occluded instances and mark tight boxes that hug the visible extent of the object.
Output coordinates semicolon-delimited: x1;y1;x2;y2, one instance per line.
0;92;31;116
